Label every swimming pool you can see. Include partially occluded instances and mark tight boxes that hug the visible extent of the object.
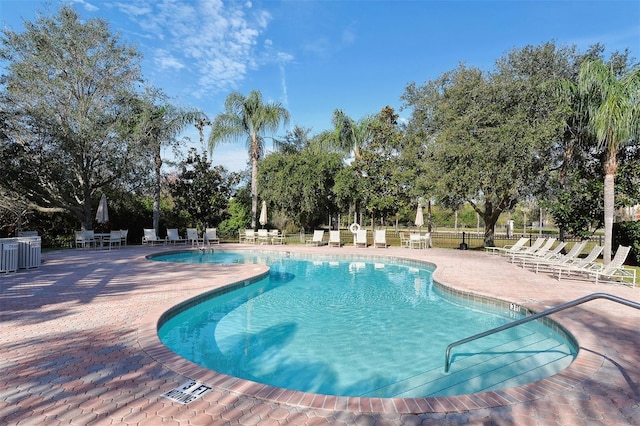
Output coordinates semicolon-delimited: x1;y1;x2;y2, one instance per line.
154;250;577;398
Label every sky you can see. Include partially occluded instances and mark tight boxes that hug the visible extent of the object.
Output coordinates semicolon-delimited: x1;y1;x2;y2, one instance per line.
1;0;639;172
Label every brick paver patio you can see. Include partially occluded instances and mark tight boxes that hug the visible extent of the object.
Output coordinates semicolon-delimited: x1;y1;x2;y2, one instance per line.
1;243;638;425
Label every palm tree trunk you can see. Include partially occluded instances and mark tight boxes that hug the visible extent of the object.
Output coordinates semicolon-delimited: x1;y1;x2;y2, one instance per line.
603;172;615;264
251;156;258;229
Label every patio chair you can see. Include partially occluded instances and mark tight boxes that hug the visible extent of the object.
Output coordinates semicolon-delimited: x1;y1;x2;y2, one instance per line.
328;230;341;247
75;230;95;249
243;229;256;244
306;230;326;246
142;228;165;246
270;229;285;245
373;230;388;248
84;230;97;249
399;232;410;248
355;229;367;248
204;228;220;245
120;229;128;246
422;232;432;248
186;228;202;246
104;230;122;250
166;228;187;245
257;229;269;244
485;237;529;255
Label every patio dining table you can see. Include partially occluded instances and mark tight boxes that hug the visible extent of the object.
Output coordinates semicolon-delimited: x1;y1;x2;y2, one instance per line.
93;233;110;248
408;232;431;249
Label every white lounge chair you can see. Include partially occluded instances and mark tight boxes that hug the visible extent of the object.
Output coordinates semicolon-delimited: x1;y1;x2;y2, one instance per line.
355;230;367;248
374;230;388;248
562;245;635;287
204;228;220;245
306;230;326;246
328;230;341;247
142;228;165;246
516;240;566;266
556;245;604;280
186;228;202;245
166;228;187;245
506;237;546;261
527;240;587;273
485;237;529;255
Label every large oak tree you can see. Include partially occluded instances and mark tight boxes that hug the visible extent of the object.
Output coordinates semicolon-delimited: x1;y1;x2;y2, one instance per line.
0;6;142;229
403;44;567;246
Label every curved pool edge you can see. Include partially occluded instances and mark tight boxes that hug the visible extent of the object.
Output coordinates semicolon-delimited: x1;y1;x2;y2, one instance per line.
137;247;604;414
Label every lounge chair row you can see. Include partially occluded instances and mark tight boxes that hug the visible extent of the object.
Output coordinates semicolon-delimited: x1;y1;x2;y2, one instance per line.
142;228;219;246
303;230;429;248
489;237;636;287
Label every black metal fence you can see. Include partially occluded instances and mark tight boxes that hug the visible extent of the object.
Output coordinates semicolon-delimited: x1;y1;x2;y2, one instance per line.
276;230;603;250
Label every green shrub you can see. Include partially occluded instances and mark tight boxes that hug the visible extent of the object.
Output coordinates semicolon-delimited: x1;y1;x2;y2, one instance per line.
613;221;640;265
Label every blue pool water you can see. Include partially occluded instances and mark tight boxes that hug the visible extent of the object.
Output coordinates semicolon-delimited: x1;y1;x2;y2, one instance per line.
155;250;577;398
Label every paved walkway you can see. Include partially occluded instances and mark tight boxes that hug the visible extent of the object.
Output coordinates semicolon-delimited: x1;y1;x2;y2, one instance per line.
1;244;638;425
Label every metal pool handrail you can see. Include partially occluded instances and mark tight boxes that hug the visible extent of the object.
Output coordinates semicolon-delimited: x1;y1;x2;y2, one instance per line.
444;292;640;373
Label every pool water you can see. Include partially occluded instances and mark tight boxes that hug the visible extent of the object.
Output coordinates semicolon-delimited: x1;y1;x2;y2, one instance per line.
156;251;577;398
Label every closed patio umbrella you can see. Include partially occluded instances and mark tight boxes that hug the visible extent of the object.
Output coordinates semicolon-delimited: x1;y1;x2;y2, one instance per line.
96;194;109;224
414;203;424;228
259;200;267;228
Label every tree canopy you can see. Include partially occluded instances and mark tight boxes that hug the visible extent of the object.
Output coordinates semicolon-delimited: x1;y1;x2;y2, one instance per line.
0;5;142;229
402;43;568;246
169;148;239;231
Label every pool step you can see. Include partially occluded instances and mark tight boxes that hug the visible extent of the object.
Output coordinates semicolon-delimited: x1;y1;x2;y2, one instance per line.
361;331;575;398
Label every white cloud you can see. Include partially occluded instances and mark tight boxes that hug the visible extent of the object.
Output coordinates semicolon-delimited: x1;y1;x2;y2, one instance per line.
112;1;153;18
342;29;356;45
210;145;250;172
71;0;99;13
276;52;293;107
113;0;271;96
154;49;185;70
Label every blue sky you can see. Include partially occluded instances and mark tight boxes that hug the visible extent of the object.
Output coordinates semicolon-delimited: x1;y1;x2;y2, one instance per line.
1;0;639;172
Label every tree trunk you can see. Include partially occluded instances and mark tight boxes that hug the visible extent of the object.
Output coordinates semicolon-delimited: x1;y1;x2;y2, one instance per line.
251;151;259;230
603;171;615;264
153;145;162;233
483;222;495;247
82;169;93;231
481;204;502;248
83;184;93;231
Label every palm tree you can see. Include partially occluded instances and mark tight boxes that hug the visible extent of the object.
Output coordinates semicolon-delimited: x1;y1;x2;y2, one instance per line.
331;109;374;160
208;90;290;228
578;59;640;263
133;88;206;232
